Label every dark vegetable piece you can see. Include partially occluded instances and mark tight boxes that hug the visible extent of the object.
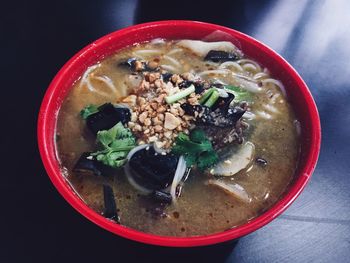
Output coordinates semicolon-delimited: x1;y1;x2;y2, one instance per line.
178;80;193;89
86;103;131;134
181;103;209;116
162;73;173;82
226;107;246;124
179;80;205;94
129;147;178;190
256;157;268;167
120;58;159;72
194;82;205;94
103;185;120;223
151;190;172;204
181;103;245;128
73;152;104;176
119;57;137;69
211;93;235;112
199;106;245;127
204;50;239;63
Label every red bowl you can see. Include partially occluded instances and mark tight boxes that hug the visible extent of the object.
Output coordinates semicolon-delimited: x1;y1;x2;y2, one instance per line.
37;20;321;247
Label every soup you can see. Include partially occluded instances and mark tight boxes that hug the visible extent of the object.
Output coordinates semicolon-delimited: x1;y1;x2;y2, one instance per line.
56;39;300;236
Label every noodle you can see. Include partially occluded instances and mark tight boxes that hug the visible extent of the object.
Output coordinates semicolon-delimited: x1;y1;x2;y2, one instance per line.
79;64;100;91
163;55;182;68
166;48;183;55
94;76;118;94
253;72;269;80
242;63;258;72
256;111;273;119
219;61;244;72
160;64;177;72
198;69;230;77
237;59;262;71
134;49;162;56
263;104;280;114
261;79;287;97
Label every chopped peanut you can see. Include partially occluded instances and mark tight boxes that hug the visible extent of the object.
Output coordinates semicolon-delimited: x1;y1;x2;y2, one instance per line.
154;79;162;88
144;118;151;126
131;112;138;122
164;112;181;130
154;140;166;148
150;102;158;110
134;61;143;71
176;126;183;132
138;112;148;123
154;125;163;132
188;97;198;105
148;61;159;70
134;124;142;131
148;73;158;83
122;95;137;106
158;113;164;121
157;106;166;113
148;136;157;142
127;71;198;149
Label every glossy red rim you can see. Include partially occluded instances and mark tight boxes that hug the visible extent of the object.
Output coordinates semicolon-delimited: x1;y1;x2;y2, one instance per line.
37;20;321;247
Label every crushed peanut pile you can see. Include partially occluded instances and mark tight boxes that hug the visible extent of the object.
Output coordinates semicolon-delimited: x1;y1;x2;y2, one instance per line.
122;71;201;149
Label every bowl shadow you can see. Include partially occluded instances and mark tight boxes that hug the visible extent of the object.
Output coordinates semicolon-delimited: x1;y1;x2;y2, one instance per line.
92;233;239;263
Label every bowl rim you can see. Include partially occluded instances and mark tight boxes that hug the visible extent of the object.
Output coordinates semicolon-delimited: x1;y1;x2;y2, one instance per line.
37;20;321;247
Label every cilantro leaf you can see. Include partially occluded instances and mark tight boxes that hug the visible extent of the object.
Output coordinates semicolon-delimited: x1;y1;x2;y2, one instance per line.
183;154;197;167
225;85;251;102
197;151;219;170
90;122;136;168
80;105;99;119
110;138;135;149
190;129;207;143
172;129;218;171
97;129;116;148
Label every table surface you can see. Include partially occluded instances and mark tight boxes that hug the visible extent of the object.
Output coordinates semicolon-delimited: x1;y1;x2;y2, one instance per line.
2;0;350;262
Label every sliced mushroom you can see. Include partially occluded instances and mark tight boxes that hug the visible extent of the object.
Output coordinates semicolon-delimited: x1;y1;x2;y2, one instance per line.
211;142;255;176
177;40;239;57
164;112;181;130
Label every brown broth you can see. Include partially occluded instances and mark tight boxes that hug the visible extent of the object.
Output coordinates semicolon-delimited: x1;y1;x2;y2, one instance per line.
56;40;300;236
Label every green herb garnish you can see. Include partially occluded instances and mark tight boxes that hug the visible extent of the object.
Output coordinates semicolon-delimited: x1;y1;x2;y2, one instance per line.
80;104;99;119
90;122;136;168
199;88;215;104
203;89;219;107
165;84;195;104
199;87;220;108
172;129;218;170
224;85;251;102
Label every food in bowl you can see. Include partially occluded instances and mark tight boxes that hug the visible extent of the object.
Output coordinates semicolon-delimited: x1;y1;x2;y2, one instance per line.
56;38;300;236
